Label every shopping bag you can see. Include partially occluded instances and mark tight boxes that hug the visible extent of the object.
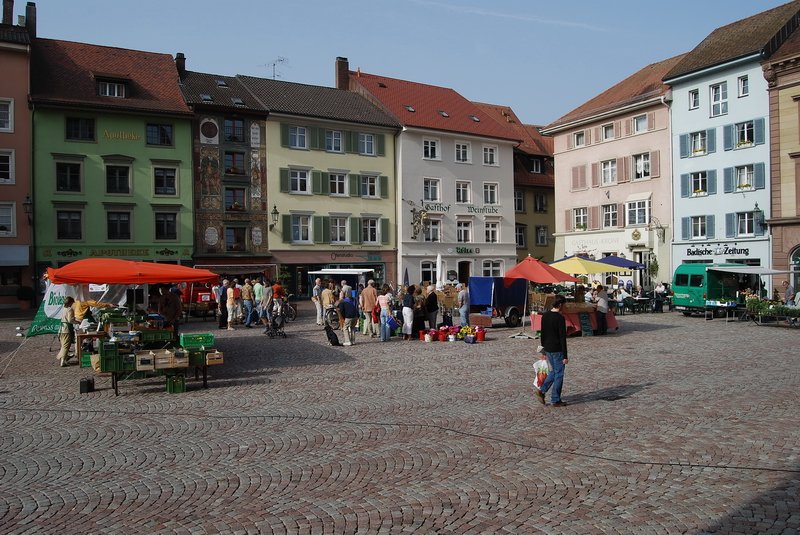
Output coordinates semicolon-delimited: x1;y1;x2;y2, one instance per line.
533;358;550;389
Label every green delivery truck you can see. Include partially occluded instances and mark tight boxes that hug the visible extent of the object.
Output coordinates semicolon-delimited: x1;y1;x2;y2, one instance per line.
672;263;761;316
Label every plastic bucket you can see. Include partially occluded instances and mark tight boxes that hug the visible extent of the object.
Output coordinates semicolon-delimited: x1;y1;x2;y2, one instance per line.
476;330;486;342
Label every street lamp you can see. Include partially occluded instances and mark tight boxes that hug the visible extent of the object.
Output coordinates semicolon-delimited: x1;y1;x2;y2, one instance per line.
269;205;279;230
23;195;32;225
753;202;765;232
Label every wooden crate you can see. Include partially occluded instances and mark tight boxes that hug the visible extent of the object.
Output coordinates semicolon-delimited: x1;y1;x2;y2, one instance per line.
205;351;224;366
135;351;155;372
154;350;174;370
172;350;189;368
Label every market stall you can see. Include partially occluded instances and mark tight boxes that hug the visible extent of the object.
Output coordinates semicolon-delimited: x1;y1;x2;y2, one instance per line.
45;259;224;395
530;302;619;337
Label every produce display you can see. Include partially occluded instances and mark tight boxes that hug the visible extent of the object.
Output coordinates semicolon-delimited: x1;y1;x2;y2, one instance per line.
79;309;223;395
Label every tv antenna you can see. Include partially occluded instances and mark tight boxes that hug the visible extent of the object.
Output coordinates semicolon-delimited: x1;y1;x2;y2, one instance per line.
261;57;288;80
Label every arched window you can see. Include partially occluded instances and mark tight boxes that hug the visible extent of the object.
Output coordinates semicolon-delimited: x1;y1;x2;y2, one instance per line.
421;261;437;286
791;247;800;288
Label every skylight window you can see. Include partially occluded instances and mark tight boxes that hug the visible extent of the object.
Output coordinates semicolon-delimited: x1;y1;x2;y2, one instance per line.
216;80;229;88
231;97;245;107
404;105;415;112
377;82;387;88
201;94;214;103
438;110;449;118
470;115;480;122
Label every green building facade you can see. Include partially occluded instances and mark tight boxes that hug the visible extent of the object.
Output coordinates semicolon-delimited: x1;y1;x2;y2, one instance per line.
33;109;194;268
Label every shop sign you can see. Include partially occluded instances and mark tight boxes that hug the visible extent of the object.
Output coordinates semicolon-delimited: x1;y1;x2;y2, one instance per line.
467;206;500;214
424;202;451;212
103;130;141;141
686;245;751;257
88;248;150;257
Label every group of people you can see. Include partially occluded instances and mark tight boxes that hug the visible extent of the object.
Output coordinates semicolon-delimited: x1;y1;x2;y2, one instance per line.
212;277;286;333
310;278;471;345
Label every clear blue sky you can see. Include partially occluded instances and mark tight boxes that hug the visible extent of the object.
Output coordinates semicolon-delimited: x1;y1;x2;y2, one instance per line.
25;0;790;125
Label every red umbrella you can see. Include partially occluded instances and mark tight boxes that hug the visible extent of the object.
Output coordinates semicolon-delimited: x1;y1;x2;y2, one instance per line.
505;255;580;284
47;258;218;285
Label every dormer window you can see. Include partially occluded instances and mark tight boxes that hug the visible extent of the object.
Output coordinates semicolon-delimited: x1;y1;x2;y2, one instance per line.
201;94;213;103
216;80;229;88
231;97;245;107
98;80;127;98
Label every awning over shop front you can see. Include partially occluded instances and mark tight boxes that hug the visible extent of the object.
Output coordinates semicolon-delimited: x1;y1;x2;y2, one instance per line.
308;268;375;276
0;245;29;266
193;264;275;275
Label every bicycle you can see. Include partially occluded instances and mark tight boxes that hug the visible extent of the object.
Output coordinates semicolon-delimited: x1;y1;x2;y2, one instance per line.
284;294;298;321
323;306;340;329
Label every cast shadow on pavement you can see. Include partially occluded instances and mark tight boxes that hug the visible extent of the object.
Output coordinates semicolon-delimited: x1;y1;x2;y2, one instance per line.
698;465;800;534
565;382;654;405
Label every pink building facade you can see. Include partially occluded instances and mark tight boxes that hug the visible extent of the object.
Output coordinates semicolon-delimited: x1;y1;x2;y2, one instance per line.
0;2;33;309
543;56;685;289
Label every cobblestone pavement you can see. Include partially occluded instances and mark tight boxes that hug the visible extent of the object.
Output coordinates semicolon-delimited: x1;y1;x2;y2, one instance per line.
0;308;797;534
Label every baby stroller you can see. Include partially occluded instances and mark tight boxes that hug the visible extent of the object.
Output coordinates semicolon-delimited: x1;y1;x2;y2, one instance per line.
265;298;287;338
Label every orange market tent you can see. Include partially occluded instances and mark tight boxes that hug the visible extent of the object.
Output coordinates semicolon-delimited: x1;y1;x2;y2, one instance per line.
47;258;218;285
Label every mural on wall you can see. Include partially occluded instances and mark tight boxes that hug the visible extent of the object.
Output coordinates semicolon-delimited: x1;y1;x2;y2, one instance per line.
250;150;263;199
200;146;221;209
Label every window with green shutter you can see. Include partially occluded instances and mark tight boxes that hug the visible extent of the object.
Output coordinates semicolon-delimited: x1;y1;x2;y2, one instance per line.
280;123;289;147
349;174;360;197
376;134;385;156
379;175;389;199
280;168;289;192
380;218;389;244
350;217;362;244
281;214;292;242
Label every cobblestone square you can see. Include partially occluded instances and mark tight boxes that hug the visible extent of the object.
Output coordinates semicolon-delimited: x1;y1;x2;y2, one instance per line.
0;310;797;534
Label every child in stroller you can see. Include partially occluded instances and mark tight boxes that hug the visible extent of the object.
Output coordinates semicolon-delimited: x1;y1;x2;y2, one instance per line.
265;297;287;338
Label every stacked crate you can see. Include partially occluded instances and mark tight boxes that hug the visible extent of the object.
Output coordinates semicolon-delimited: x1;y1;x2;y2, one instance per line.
179;334;223;367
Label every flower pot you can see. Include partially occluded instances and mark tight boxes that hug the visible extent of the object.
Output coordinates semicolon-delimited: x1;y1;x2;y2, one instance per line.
476;330;486;342
464;335;476;344
437;331;447;342
448;334;456;342
424;334;432;343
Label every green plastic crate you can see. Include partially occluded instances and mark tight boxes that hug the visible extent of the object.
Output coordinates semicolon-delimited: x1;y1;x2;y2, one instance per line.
166;374;186;394
139;330;174;342
188;350;206;367
180;333;215;349
100;354;123;373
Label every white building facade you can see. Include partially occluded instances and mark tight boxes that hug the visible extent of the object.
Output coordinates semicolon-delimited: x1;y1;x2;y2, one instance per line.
666;60;771;275
396;127;518;285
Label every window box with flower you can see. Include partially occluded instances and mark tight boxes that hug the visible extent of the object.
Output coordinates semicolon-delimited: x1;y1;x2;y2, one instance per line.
736;183;752;190
691;189;707;197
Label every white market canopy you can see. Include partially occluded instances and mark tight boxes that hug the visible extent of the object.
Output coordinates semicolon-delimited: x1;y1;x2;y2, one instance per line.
706;266;790;276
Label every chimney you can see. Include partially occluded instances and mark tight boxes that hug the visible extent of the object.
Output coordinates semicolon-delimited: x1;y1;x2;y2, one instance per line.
3;0;13;25
175;52;186;77
24;1;35;38
336;56;349;90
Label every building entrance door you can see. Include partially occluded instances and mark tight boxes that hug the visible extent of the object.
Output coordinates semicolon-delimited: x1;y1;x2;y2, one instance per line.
457;261;471;284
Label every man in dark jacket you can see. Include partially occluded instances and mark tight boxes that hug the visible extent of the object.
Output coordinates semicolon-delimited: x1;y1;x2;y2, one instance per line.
424;285;439;330
535;295;569;407
338;296;360;346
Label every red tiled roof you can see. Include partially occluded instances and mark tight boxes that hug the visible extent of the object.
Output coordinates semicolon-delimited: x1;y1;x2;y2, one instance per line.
31;38;191;115
546;53;686;131
665;0;800;80
350;71;520;142
768;10;800;62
